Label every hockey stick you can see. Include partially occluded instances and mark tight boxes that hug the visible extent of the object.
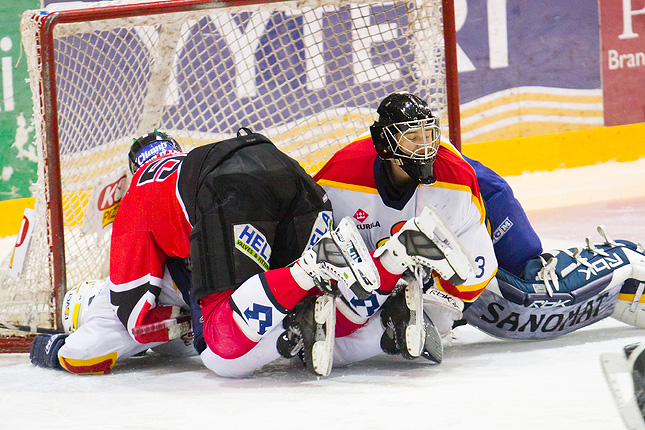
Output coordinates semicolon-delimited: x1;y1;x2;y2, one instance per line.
131;314;192;340
1;315;192;339
0;321;61;334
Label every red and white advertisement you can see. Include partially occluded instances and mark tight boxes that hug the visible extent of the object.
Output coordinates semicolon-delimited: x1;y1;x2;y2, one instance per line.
81;169;128;238
6;208;35;278
599;0;645;126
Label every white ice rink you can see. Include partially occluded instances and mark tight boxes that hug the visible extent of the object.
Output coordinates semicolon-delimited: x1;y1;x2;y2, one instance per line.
1;158;644;430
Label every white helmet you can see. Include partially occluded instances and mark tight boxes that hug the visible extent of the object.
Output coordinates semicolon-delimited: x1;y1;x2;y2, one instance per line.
62;279;103;334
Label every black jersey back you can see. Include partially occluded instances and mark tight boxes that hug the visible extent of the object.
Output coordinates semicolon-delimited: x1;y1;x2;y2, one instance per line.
178;133;331;300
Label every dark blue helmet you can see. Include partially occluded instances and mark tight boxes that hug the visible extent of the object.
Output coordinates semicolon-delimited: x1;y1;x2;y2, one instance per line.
128;130;182;174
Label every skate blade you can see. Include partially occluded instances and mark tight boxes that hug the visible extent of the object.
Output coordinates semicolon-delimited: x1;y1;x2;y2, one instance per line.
415;206;475;281
422;315;443;364
601;352;645;430
331;217;380;297
310;295;336;377
404;281;425;358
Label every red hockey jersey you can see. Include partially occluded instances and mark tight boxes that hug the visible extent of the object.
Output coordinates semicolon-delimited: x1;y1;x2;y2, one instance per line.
109;153;192;342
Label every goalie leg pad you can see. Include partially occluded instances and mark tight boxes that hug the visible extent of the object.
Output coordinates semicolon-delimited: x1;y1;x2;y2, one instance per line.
423;288;464;339
610;244;645;328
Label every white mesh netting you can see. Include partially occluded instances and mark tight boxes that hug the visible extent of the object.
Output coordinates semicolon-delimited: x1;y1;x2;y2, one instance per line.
1;0;449;337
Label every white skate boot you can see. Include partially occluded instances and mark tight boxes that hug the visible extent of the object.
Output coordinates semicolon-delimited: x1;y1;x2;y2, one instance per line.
374;205;475;285
296;216;380;299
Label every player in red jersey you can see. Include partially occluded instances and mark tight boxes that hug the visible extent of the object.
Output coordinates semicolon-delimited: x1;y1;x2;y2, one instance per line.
31;124;477;377
30;131;196;374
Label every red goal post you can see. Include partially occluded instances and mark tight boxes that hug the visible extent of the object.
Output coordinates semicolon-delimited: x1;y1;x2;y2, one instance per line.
1;0;460;351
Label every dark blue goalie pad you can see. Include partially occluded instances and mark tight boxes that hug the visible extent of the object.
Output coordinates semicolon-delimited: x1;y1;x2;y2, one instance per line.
463;240;644;340
464;156;543;276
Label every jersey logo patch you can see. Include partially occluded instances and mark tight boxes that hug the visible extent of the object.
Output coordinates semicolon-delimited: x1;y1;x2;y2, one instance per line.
136;155;184;186
492;217;513;244
349;294;380;317
243;303;273;335
234;224;271;271
306;211;333;249
353;208;369;223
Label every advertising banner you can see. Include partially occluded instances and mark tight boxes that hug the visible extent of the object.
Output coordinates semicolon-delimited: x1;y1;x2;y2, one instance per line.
599;0;645;126
0;2;39;201
456;0;603;142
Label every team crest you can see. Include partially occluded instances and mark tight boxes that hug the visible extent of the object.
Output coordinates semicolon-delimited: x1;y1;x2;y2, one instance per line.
353;208;369;223
234;224;271;271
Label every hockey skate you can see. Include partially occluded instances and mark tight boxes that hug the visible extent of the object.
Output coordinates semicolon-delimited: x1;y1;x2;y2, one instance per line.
374;205;475;285
277;295;336;377
296;216;379;299
380;278;443;363
601;342;645;430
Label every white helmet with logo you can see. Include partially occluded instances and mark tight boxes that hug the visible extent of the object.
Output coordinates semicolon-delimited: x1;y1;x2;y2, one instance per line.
61;279;103;334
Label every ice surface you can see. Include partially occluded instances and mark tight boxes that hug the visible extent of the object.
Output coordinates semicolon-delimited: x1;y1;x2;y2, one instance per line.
1;159;644;430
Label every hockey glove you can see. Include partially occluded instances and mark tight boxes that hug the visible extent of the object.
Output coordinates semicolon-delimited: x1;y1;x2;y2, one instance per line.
29;333;67;370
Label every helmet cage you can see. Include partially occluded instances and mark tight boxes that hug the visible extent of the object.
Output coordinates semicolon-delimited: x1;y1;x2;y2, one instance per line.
383;116;441;162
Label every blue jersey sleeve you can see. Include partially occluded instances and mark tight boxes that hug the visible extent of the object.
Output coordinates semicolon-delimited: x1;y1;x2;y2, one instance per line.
463;155;543;276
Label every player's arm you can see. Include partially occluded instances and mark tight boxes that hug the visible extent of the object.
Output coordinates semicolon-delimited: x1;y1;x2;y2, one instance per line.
109;274;185;344
436;211;498;304
109;222;186;344
463;155;542;275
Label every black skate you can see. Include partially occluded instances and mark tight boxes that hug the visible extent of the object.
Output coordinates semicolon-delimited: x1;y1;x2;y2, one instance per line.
277;295;336;377
380;281;442;363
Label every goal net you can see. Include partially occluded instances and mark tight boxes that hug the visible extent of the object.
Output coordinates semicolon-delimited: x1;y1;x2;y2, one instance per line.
1;0;457;349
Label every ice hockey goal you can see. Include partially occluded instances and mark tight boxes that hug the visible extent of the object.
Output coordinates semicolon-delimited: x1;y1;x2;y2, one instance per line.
1;0;459;351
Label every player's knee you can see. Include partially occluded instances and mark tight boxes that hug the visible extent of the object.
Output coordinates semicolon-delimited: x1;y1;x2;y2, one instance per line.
201;292;258;359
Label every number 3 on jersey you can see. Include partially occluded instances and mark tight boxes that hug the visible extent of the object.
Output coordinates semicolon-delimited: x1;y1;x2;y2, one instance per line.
474;256;485;278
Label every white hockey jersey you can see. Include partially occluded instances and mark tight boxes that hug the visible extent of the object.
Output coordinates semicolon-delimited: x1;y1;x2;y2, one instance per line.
314;135;497;303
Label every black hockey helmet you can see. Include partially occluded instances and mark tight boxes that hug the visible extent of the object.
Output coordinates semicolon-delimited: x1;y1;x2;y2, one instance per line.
128;130;182;174
369;93;441;184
